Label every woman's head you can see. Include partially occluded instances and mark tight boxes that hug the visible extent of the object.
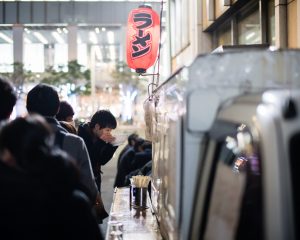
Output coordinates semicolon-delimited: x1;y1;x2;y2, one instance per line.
56;101;75;122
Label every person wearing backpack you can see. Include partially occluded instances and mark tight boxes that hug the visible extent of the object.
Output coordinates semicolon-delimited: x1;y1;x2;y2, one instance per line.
26;84;100;206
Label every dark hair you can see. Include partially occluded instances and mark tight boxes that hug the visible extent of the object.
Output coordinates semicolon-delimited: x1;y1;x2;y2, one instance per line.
0;115;79;194
141;140;152;150
26;84;60;117
0;77;17;121
133;138;145;152
56;101;75;121
90;110;117;129
128;133;139;146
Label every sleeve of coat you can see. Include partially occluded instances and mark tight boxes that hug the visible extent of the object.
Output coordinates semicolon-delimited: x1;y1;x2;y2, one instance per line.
93;139;118;166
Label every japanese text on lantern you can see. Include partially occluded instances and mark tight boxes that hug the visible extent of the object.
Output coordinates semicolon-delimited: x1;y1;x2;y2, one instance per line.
131;12;153;59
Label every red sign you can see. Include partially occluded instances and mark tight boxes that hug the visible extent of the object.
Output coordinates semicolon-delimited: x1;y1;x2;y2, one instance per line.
126;5;160;74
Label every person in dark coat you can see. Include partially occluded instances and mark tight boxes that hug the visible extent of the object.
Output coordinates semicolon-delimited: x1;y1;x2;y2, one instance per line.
78;110;119;221
131;140;152;171
116;133;139;168
0;115;103;240
113;137;145;188
78;110;118;192
56;100;77;134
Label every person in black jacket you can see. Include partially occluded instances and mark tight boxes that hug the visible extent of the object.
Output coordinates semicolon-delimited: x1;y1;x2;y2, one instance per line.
0;115;103;240
116;133;139;168
78;110;118;191
114;137;145;188
78;110;118;221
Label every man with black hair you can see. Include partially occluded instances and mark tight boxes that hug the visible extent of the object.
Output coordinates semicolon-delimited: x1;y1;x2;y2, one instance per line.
0;77;17;122
26;84;99;206
78;110;119;221
78;110;119;192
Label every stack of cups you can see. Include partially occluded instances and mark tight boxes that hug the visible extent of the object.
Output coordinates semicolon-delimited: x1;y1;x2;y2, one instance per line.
108;220;123;240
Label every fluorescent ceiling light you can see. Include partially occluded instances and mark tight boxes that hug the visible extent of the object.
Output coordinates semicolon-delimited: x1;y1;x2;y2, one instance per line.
0;32;13;44
89;31;98;44
63;28;68;34
102;27;106;32
107;31;114;44
24;37;31;44
57;28;62;34
33;32;48;44
52;31;65;44
95;27;100;34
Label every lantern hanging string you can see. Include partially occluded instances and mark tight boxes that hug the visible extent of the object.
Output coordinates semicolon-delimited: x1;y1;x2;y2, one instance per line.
155;0;165;87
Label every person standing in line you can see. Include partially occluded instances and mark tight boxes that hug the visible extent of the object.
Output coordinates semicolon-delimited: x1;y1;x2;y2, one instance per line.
78;110;119;218
56;100;75;122
56;100;77;134
0;77;17;124
26;84;99;205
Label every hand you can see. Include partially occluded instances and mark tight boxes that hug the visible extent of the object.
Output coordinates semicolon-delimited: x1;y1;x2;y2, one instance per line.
100;133;115;143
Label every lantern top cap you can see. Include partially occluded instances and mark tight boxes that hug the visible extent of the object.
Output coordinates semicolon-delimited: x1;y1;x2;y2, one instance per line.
136;68;147;74
138;4;152;9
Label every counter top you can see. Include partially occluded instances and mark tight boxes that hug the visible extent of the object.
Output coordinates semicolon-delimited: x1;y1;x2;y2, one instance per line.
105;187;162;240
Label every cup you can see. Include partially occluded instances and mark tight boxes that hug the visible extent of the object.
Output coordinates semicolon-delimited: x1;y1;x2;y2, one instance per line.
110;212;124;221
108;220;123;240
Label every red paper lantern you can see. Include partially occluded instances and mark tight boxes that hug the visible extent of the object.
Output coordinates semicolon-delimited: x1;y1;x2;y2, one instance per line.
126;5;160;74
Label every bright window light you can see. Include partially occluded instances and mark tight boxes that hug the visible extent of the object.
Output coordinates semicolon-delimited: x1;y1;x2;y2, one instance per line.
107;31;114;44
24;43;45;72
0;44;13;72
109;45;116;60
89;31;98;44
